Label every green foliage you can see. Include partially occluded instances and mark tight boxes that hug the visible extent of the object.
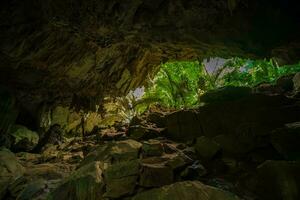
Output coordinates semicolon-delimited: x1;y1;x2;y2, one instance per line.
142;58;300;109
221;58;300;87
143;61;203;109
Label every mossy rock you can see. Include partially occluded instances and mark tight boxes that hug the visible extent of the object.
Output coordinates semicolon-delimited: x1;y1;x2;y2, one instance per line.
10;125;39;152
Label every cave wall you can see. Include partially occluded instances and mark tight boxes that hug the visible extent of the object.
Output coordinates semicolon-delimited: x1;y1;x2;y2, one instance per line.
0;0;299;114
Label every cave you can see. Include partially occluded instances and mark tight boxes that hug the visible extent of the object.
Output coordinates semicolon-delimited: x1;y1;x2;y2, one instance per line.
0;0;300;199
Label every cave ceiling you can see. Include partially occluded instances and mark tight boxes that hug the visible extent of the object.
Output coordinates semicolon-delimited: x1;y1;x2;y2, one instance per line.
0;0;299;110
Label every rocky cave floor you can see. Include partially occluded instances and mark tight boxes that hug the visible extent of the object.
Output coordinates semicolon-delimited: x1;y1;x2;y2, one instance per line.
1;74;300;200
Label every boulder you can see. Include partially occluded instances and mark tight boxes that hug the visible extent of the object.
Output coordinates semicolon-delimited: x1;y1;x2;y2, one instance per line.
103;159;140;198
140;163;173;187
49;161;104;200
9;125;39;152
128;125;162;140
142;139;164;157
276;74;294;93
80;139;142;167
0;148;25;177
200;86;252;104
0;148;25;199
105;176;138;199
244;160;300;200
146;112;166;128
166;94;300;141
24;163;72;180
194;136;221;159
181;161;207;180
165;153;193;171
166;109;201;141
213;134;266;156
271;122;300;160
12;179;49;200
132;181;241;200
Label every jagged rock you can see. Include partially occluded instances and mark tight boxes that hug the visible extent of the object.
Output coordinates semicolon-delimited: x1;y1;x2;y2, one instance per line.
9;125;39;152
271;122;300;160
244;160;300;200
142;139;164;157
80;139;142;167
140;163;174;187
2;0;299;111
132;181;241;200
104;159;140;198
194;136;221;159
128;125;162;140
49;161;105;200
0;148;25;199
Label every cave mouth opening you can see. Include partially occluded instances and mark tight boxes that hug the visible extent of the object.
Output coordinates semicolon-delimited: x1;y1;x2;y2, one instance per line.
100;57;300;126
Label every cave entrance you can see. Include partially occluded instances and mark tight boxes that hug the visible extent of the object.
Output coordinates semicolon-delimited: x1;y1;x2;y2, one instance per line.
100;57;300;127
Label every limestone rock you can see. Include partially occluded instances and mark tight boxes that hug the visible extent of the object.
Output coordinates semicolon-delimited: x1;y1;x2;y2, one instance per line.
166;94;300;141
132;181;241;200
213;134;265;156
271;123;300;160
166;110;201;141
24;163;73;180
165;153;193;171
245;160;300;200
128;125;162;140
142;139;164;157
194;136;221;159
104;176;138;199
9;125;39;152
80;139;142;166
49;161;104;200
181;161;207;180
140;163;173;187
146;112;166;128
0;148;25;199
104;159;140;198
0;148;25;177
